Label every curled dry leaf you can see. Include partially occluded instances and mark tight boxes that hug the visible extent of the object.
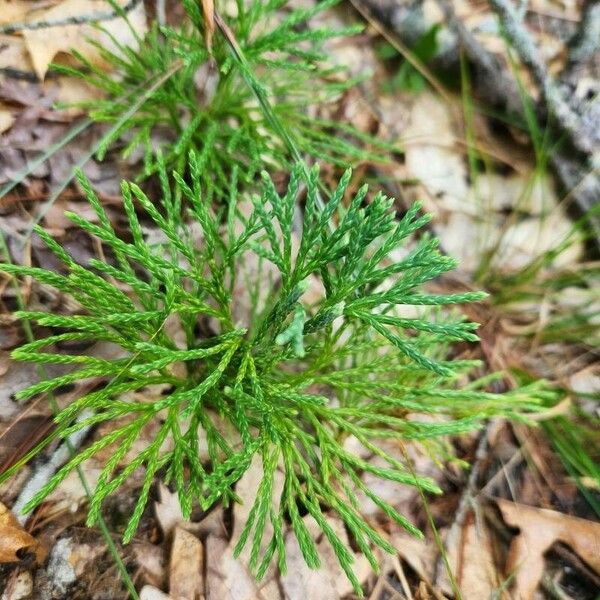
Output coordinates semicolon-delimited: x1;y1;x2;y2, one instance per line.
497;498;600;600
0;503;41;564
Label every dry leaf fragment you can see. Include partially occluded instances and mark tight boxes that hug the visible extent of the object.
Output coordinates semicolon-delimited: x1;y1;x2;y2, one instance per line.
497;499;600;600
205;535;259;600
0;34;31;75
231;454;284;568
140;586;174;600
154;483;219;538
0;105;15;133
21;0;147;80
133;542;166;589
169;528;204;600
437;510;499;600
280;515;372;600
0;503;39;564
0;1;27;24
280;528;338;600
155;483;186;538
391;530;437;583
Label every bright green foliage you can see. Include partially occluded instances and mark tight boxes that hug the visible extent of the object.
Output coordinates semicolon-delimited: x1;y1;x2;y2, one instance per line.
1;160;550;593
54;0;386;186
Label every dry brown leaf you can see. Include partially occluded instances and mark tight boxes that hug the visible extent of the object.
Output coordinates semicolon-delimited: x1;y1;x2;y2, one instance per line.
169;528;204;600
21;0;147;80
48;77;104;113
44;458;102;515
154;483;222;539
140;585;173;600
0;104;15;133
0;414;46;478
281;528;338;600
231;454;284;570
0;503;40;564
133;542;166;589
155;483;185;539
391;530;437;583
401;91;582;272
437;510;499;599
0;0;49;25
204;535;259;600
280;515;372;600
201;0;214;51
0;34;31;77
570;366;600;396
68;542;105;577
497;499;600;600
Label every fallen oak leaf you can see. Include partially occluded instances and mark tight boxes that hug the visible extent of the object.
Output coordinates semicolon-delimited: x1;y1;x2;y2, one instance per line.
496;498;600;600
21;0;147;80
0;0;36;26
0;502;42;564
436;509;499;599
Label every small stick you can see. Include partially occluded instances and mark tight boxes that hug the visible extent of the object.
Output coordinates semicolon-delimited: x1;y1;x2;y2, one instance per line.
488;0;594;154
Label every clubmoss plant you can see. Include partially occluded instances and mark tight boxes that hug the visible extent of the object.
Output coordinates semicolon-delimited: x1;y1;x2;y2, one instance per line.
55;0;388;186
0;154;552;593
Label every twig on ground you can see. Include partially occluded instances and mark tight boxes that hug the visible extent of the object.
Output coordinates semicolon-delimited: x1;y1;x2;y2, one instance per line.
391;556;414;600
156;0;167;27
489;0;594;154
433;421;496;583
350;0;452;103
363;0;600;246
566;0;600;66
436;0;519;109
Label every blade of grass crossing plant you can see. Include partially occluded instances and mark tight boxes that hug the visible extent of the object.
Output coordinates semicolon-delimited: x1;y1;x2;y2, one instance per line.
0;118;92;208
19;60;184;246
348;0;451;103
400;441;462;600
544;419;600;518
214;12;330;215
0;232;140;600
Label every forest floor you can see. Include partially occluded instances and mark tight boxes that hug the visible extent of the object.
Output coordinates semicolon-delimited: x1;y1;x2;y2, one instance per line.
0;0;599;599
